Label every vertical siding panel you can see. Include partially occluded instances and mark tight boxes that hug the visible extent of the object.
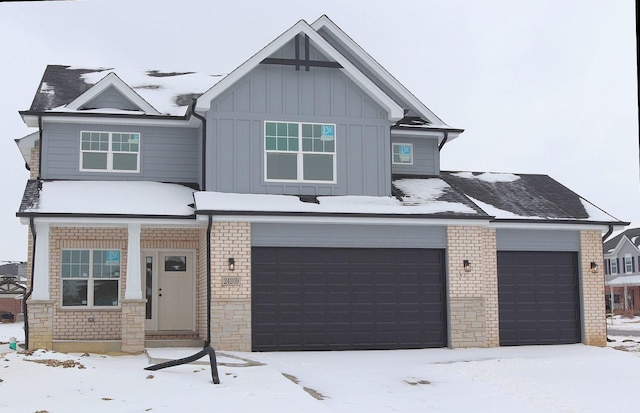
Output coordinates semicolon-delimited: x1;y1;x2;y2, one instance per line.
268;66;284;115
217;119;235;192
283;66;299;115
300;71;314;116
235;79;252;113
316;69;331;117
235;120;252;193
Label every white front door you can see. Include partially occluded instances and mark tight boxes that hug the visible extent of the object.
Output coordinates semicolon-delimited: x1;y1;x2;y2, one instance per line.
143;251;195;331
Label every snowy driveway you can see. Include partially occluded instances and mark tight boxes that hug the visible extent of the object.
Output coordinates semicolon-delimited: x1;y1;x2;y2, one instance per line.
1;335;640;413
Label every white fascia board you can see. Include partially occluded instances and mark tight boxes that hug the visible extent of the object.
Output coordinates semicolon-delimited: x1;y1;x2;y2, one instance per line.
40;114;198;128
196;20;404;122
19;217;203;227
65;72;160;115
391;129;444;139
311;15;450;127
203;214;490;227
15;131;39;165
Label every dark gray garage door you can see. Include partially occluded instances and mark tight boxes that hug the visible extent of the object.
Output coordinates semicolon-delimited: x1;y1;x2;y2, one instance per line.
498;251;580;346
252;247;446;351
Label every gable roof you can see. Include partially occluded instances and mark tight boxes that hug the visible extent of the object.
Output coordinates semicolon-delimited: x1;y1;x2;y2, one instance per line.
24;65;225;118
604;228;640;254
195;19;404;121
64;72;160;115
311;16;452;128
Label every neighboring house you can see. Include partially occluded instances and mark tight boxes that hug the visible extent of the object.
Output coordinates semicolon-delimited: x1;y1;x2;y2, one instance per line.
13;16;626;353
0;262;27;320
603;228;640;314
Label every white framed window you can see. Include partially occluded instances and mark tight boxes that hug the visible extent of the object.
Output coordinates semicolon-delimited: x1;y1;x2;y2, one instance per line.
392;143;413;165
264;121;336;183
61;249;121;307
624;255;633;273
80;131;140;172
610;259;618;274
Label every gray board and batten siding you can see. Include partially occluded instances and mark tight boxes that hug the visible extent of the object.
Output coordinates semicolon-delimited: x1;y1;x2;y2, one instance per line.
40;121;200;185
390;135;440;176
315;26;423;119
252;223;447;248
204;37;392;197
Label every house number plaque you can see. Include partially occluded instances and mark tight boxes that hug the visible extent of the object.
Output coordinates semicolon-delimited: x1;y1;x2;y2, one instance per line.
222;277;240;286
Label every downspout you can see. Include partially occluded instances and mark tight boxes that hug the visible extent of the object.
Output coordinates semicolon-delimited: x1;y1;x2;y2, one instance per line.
205;215;213;346
602;224;614;242
438;130;449;151
191;99;207;190
23;218;37;349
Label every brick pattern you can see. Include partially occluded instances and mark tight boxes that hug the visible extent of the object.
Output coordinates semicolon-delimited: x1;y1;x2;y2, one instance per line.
49;227;127;341
121;299;146;353
447;226;499;348
209;222;252;351
581;230;607;346
197;227;208;341
30;139;40;179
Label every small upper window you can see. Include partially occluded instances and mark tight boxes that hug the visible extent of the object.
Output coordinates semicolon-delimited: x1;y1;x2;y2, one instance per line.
264;121;336;183
80;131;140;172
611;259;618;274
624;255;633;273
392;143;413;165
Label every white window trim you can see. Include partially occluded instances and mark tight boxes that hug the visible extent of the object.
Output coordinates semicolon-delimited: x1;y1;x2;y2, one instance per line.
60;248;121;309
392;142;413;165
611;259;618;274
624;255;633;273
264;121;337;184
79;130;141;173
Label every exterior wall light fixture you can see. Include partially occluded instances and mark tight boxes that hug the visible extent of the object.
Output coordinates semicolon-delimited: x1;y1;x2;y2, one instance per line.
590;261;598;273
463;260;471;272
228;258;235;271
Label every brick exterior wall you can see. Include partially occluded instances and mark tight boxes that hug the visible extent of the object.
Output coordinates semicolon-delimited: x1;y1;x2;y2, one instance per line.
30;139;39;179
50;227;127;341
209;222;251;351
581;230;607;346
447;226;499;348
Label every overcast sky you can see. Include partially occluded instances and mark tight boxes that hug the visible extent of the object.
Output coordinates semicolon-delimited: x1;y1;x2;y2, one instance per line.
0;0;637;261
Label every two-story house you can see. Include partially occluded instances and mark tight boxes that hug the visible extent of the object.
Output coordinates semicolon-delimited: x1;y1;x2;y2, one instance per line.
603;228;640;314
14;16;626;354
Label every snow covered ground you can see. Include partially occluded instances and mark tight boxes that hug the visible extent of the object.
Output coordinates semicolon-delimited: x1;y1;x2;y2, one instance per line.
1;322;639;413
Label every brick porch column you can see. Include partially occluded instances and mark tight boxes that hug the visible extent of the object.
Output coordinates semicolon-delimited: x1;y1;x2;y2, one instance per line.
447;226;499;348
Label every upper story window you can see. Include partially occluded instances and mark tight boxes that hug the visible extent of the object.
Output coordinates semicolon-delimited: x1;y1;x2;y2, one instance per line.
624;255;633;273
264;121;336;183
610;259;618;274
80;131;140;172
392;143;413;165
61;249;120;307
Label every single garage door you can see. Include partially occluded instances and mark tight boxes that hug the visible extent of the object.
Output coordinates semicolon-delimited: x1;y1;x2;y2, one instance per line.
252;247;446;351
498;251;580;346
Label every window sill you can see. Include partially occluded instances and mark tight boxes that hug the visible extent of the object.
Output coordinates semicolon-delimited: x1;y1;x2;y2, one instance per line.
57;306;122;311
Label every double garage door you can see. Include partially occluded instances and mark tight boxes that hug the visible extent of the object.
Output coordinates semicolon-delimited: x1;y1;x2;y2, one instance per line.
252;247;447;351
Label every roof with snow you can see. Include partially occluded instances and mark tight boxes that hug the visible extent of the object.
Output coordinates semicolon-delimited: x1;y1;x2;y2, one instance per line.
26;65;225;117
438;171;622;223
17;173;626;225
18;180;196;217
603;228;640;254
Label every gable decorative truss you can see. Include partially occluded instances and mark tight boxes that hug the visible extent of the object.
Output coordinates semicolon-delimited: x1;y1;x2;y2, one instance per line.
64;72;160;115
311;15;458;131
196;19;404;121
260;33;343;71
